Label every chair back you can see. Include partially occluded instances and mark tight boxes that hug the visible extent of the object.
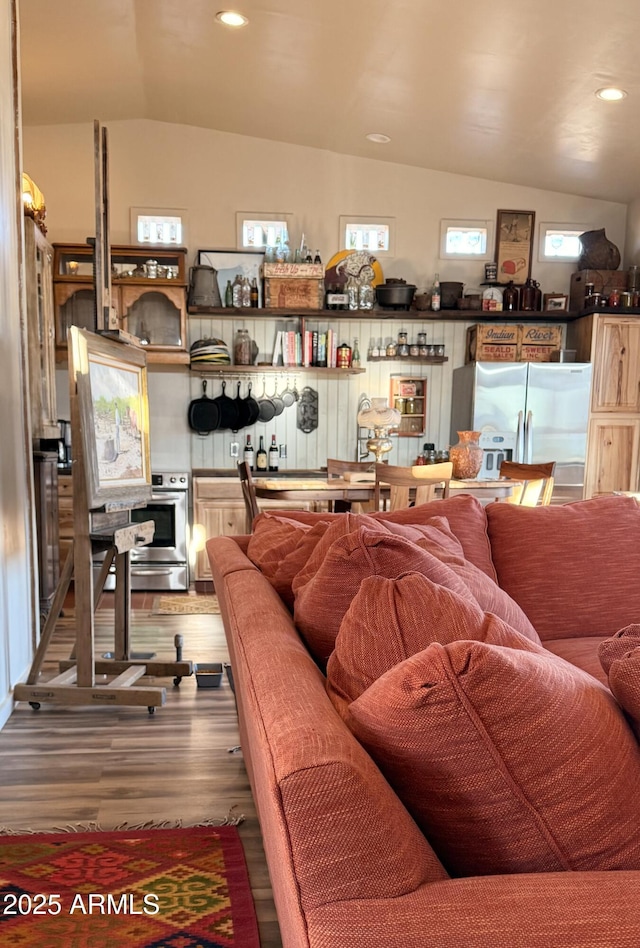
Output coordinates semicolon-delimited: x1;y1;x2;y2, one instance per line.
374;461;453;511
499;460;556;506
327;458;375;478
237;460;260;531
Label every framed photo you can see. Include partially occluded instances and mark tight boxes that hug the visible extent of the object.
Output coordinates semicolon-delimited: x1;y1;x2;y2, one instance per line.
197;249;265;306
543;293;569;312
495;209;535;285
69;327;152;510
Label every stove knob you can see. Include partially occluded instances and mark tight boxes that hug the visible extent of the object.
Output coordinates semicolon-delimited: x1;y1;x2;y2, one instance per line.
180;476;187;484
169;476;176;483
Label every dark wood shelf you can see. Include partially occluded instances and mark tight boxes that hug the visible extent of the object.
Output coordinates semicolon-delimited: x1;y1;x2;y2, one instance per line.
189;364;365;376
187;305;583;321
368;356;448;364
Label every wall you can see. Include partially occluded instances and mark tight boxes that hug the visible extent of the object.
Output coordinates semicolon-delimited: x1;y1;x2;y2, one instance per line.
0;0;36;729
28;119;627;471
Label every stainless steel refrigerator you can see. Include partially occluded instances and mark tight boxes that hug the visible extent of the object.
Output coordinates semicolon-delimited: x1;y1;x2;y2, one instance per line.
450;361;592;500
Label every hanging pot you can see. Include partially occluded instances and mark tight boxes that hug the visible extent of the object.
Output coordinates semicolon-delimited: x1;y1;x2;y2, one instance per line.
232;380;251;431
187;380;220;435
243;381;261;425
281;377;296;407
213;380;239;430
271;379;285;416
257;378;276;422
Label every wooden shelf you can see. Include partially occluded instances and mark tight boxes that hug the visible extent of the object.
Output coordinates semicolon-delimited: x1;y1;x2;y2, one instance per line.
368;356;448;364
190;364;365;376
187;305;579;321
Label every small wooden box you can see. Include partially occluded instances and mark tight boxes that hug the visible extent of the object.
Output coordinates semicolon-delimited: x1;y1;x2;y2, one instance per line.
519;324;563;362
466;324;519;363
569;269;627;311
264;277;324;310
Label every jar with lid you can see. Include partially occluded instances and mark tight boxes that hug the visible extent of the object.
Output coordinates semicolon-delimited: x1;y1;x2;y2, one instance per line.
386;340;397;358
520;278;536;312
358;278;375;311
397;331;409;357
409;342;420;357
502;281;519;312
628;266;640;293
336;343;352;368
234;329;258;365
608;287;622;308
423;442;437;464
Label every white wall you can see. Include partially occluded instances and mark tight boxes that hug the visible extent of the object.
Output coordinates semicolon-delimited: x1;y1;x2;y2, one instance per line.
0;0;36;728
26;119;627;470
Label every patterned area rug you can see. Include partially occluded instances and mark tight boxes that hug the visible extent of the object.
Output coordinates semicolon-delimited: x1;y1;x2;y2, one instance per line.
153;595;221;615
0;826;259;947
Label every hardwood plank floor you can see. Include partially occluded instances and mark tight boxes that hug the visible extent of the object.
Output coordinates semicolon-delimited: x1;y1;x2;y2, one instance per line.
0;596;282;947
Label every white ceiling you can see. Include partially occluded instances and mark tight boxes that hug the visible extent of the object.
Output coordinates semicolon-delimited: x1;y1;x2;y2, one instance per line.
17;0;640;204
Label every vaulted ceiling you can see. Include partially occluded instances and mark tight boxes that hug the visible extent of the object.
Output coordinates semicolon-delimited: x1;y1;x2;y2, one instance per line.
18;0;640;204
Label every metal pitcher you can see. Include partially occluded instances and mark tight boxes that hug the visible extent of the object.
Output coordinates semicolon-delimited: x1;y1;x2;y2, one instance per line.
188;265;222;308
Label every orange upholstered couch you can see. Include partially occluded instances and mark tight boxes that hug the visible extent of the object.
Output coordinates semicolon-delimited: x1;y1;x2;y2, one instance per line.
206;495;640;948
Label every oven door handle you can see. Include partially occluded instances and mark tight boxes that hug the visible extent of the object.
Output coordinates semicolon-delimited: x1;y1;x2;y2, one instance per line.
130;568;176;576
149;492;184;502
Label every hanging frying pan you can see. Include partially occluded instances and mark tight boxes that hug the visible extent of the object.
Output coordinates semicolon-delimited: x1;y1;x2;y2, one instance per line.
187;380;220;435
258;377;276;422
232;380;251;430
213;380;239;430
243;381;261;425
271;378;285;416
281;376;296;407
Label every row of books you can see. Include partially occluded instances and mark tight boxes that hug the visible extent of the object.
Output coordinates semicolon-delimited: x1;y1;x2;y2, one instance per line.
271;327;343;368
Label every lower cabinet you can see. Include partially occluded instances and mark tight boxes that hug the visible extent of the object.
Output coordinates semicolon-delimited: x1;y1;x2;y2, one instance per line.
193;477;315;583
584;416;640;498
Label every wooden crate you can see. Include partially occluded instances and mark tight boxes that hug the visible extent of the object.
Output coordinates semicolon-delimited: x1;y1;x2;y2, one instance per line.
262;262;324;279
569;269;627;311
519;324;563;362
466;324;519;363
264;277;324;309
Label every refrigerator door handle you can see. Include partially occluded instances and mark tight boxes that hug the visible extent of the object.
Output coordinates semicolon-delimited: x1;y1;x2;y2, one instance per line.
516;410;525;462
525;410;533;463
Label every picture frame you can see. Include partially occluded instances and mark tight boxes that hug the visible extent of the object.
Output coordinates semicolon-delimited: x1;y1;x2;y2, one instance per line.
69;327;152;510
197;248;265;306
543;293;569;312
495;209;536;285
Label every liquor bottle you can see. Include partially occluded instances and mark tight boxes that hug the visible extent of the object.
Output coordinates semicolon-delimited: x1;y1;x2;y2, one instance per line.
269;434;279;472
224;279;233;307
250;277;259;308
352;337;361;368
241;277;251;307
243;434;254;471
256;435;268;471
314;249;322;264
305;248;313;264
431;273;441;312
232;274;243;308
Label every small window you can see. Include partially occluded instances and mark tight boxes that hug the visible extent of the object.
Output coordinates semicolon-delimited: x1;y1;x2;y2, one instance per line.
439;219;492;259
538;223;592;262
339;216;395;256
236;212;293;250
130;207;187;246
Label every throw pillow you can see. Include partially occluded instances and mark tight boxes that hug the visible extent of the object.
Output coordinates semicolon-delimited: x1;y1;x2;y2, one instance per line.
247;514;332;608
347;640;640;877
326;572;544;711
598;624;640;674
486;495;640;641
608;649;640;741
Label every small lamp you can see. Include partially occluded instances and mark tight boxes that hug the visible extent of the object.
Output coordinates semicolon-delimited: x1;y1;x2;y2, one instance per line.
357;397;401;463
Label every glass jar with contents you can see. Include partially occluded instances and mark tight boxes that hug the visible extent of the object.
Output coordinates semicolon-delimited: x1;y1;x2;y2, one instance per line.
404;397;416;414
386;340;397;358
397;331;409;357
409;343;420;357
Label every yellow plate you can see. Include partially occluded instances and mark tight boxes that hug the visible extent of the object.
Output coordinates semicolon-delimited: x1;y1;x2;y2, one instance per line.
325;249;384;287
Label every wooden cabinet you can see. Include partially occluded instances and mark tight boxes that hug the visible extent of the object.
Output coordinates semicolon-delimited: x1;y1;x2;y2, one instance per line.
568;313;640;497
192;477;314;584
24;219;58;441
52;243;188;363
389;376;426;437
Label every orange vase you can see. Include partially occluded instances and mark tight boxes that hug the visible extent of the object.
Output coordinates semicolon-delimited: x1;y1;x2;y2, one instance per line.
449;430;483;479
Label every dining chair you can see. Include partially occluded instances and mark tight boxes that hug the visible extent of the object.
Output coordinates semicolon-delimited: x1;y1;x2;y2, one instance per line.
237;460;260;532
374;461;453;512
327;458;376;512
498;460;556;506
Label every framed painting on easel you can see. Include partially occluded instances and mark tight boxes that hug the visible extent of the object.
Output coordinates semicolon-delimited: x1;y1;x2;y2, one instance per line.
69;326;152;510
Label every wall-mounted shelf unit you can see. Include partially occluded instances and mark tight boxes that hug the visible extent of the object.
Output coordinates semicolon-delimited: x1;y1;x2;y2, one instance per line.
190;364;365;376
368;356;448;364
187;306;577;322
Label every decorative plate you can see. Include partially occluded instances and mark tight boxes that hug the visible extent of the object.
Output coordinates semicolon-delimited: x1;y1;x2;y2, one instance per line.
324;250;384;288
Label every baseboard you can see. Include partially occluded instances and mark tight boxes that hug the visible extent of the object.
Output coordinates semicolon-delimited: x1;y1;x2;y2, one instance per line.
0;691;14;732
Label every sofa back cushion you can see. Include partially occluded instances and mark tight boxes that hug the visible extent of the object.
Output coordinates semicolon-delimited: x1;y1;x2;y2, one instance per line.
486;495;640;640
347;638;640;877
247;514;332;609
294;520;539;665
327;571;544;711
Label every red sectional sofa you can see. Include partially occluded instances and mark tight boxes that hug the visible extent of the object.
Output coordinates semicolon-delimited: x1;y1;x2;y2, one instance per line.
207;494;640;948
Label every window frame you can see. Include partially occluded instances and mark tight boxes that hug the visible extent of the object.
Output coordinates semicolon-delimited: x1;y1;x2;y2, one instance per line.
439;219;493;260
339;215;395;256
538;222;592;262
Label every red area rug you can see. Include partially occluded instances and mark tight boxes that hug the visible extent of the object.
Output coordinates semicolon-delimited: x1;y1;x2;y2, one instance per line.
0;826;260;947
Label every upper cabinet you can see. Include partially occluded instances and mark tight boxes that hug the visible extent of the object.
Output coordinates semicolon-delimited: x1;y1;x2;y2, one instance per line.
52;244;188;363
24;219;58;441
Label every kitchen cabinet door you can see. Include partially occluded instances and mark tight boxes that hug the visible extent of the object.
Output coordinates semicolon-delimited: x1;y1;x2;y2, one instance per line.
583;415;640;497
591;316;640;413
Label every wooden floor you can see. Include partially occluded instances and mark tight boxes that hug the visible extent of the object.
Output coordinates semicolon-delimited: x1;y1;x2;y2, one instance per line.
0;592;283;948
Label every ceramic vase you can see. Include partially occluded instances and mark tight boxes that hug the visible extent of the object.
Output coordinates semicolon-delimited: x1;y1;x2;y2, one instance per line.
577;228;621;271
449;430;483;479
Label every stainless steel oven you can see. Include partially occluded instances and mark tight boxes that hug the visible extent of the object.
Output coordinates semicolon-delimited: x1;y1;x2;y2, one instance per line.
96;471;190;591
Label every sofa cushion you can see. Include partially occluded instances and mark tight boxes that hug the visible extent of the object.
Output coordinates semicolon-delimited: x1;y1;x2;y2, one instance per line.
347;638;640;877
598;624;640;674
486;495;640;641
247;514;332;609
294;520;539;664
544;637;610;687
608;649;640;741
327;571;545;711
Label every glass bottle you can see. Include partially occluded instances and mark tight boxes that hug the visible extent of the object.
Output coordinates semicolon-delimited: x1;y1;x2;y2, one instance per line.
431;273;441;312
520;278;536;312
224;279;233;307
232;273;243;308
352;338;361;368
358;278;375;311
250;277;259;308
347;275;359;311
314;249;322;264
241;276;251;307
269;434;279;472
256;436;268;471
243;434;254;471
503;281;519;311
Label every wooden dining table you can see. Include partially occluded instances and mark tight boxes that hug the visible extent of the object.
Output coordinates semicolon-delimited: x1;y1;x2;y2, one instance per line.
253;476;518;505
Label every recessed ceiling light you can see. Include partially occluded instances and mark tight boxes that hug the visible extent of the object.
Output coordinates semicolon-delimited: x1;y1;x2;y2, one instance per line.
366;133;391;144
216;10;248;27
595;87;627;101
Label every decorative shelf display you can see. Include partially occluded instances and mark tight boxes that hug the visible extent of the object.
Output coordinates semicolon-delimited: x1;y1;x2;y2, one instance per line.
368;355;448;364
190;364;365;376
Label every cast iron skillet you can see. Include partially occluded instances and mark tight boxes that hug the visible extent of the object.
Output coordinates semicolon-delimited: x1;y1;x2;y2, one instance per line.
271;379;285;416
257;378;276;422
232;380;251;431
187;380;220;435
213;380;239;430
243;382;261;425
